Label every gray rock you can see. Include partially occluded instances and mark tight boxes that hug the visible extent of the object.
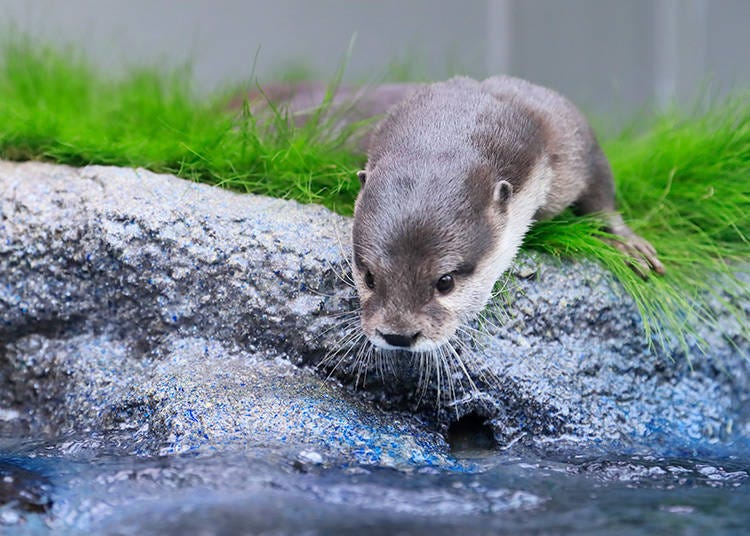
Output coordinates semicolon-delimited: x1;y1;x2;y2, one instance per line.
0;161;448;466
0;160;748;460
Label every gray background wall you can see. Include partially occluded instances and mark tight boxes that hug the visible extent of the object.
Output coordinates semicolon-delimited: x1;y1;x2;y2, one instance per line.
2;0;748;120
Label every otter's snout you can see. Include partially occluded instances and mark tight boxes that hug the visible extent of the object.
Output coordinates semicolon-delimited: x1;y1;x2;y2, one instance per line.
377;330;421;349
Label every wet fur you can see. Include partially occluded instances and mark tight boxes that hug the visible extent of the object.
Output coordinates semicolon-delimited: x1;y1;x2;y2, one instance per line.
352;75;651;351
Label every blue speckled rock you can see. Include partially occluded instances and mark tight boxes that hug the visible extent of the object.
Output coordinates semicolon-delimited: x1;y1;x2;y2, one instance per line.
0;160;748;461
0;161;449;467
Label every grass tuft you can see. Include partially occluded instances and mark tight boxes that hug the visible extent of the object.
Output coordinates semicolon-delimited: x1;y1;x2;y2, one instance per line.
1;39;748;356
0;39;364;214
527;101;750;354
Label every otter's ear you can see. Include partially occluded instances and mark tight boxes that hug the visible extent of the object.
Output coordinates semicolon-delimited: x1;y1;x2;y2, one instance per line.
357;170;367;186
493;180;513;209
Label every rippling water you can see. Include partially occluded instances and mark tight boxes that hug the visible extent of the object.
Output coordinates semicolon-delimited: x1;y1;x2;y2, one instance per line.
1;434;748;535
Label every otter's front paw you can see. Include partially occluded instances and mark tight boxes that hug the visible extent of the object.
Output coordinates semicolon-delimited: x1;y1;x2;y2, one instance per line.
609;232;665;278
603;213;665;278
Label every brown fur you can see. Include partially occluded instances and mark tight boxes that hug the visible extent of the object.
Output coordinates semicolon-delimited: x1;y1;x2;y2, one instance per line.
231;76;663;350
351;76;663;350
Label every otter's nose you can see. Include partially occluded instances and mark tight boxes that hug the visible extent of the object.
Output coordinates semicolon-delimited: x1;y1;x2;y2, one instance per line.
378;331;421;348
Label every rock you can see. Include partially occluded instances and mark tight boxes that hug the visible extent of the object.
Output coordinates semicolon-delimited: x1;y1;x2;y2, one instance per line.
0;161;448;466
0;160;748;459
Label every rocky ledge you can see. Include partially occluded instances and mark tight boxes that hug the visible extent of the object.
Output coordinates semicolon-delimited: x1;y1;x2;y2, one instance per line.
1;161;748;463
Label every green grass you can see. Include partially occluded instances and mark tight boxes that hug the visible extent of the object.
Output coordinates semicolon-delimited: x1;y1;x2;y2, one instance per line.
1;40;748;356
0;40;365;213
527;102;750;354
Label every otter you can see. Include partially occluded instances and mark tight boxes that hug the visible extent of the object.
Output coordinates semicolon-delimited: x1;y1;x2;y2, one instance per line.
351;76;663;352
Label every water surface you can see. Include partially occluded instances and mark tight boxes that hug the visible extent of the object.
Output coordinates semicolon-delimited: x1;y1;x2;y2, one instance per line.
1;434;748;535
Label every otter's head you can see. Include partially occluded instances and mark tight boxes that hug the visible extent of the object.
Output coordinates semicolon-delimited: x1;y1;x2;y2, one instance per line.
351;164;514;352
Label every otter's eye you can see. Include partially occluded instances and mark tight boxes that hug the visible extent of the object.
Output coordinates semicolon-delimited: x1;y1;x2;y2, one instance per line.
364;270;375;290
436;274;455;294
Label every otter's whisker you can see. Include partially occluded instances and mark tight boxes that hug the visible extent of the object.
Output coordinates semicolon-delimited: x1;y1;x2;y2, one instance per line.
383;349;397;378
487;281;516;324
350;333;373;386
457;320;484;336
326;330;365;382
445;338;480;395
317;314;360;339
455;326;492;362
331;217;355;274
487;303;513;327
433;347;443;406
321;226;357;289
476;308;505;334
452;332;503;390
415;351;431;407
490;271;515;300
456;324;485;349
318;323;364;375
318;345;352;377
320;345;353;380
324;308;361;320
438;344;458;411
324;260;356;289
319;318;361;349
371;346;384;382
353;337;375;388
305;286;344;299
317;319;360;340
459;319;514;390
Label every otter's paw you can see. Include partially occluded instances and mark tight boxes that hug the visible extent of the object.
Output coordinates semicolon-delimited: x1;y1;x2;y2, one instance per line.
608;233;665;279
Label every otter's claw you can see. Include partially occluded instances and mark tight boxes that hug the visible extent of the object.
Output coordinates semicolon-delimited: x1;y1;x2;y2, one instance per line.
609;233;665;279
604;214;665;278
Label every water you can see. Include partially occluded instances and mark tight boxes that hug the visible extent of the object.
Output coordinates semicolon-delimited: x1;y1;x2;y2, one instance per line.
1;435;748;535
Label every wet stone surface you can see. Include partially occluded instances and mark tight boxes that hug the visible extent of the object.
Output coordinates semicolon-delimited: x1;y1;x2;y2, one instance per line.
0;161;448;461
1;160;749;454
0;160;749;533
0;439;748;535
0;460;53;514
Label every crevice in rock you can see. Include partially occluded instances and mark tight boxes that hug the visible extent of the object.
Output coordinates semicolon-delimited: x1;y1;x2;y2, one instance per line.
447;412;496;452
0;314;87;345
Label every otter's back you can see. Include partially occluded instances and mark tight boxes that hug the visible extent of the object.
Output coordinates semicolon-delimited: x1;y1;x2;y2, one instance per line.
367;78;482;168
366;75;600;217
480;76;601;215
